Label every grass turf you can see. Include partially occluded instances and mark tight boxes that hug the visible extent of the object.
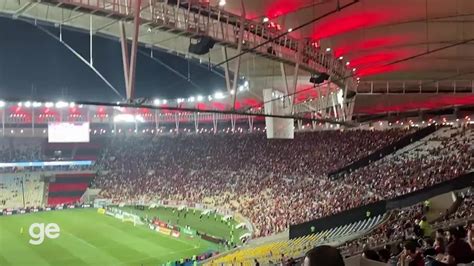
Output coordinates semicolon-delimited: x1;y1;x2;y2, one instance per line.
119;206;248;243
0;208;221;266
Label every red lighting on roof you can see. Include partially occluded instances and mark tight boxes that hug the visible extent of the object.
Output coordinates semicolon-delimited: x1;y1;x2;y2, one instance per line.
265;0;304;19
312;11;388;40
334;35;409;57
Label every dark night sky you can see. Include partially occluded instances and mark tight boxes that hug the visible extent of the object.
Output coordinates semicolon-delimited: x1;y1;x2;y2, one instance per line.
0;17;225;102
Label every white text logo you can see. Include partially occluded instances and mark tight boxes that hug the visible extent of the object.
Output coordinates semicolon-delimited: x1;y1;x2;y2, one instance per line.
28;223;60;245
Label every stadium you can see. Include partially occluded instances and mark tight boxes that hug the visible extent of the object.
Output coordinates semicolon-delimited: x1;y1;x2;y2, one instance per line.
0;0;473;266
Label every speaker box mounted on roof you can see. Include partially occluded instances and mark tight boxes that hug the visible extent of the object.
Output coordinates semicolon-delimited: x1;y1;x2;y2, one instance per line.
188;36;216;55
309;73;330;84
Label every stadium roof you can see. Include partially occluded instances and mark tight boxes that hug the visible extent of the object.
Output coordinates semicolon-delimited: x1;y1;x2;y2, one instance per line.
0;0;473;121
222;0;474;80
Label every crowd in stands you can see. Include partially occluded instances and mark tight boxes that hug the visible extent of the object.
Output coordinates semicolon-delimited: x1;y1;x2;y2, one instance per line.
340;203;426;257
90;126;474;237
0;138;42;163
342;126;473;199
92;130;409;237
340;189;473;265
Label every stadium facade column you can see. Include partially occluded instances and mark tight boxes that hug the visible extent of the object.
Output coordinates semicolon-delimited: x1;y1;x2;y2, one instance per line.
119;21;130;99
331;91;338;120
340;81;348;121
1;107;4;136
280;62;290;95
119;0;142;101
248;116;254;132
297;119;303;130
155;109;160;133
291;40;304;114
230;114;236;132
212;113;218;133
324;76;332;128
221;0;245;110
31;105;35;136
311;112;317;130
194;113;199;132
128;0;142;100
175;113;180;132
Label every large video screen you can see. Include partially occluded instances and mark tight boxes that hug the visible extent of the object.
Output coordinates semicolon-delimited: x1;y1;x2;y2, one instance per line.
48;122;90;143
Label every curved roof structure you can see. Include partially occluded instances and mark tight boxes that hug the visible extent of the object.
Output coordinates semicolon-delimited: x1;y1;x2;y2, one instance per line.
222;0;474;79
0;0;473;121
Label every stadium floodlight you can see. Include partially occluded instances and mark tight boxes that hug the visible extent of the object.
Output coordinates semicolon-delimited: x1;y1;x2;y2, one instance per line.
177;98;185;103
263;17;269;23
218;0;226;6
352;68;357;72
214;91;225;99
238;85;244;92
32;102;42;108
69;102;76;108
162;99;168;104
55;101;68;108
208;95;213;101
24;101;32;108
188;96;195;103
288;28;293;32
17;102;23;107
325;47;331;52
153;99;161;106
196;95;204;102
230;89;235;95
0;101;5;108
346;62;350;66
338;56;343;60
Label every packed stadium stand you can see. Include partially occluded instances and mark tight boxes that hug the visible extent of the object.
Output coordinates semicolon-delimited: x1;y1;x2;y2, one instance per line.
340;126;473;199
0;124;472;265
0;138;42;163
92;125;472;238
92;129;410;236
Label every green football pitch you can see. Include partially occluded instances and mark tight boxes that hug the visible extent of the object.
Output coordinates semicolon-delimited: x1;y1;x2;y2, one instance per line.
0;208;240;266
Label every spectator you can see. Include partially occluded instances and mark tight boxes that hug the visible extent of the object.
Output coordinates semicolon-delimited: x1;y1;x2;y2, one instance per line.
442;227;473;265
304;245;345;266
399;240;424;266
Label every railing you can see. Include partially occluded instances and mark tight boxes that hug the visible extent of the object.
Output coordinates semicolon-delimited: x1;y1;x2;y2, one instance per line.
357;80;474;94
55;0;354;87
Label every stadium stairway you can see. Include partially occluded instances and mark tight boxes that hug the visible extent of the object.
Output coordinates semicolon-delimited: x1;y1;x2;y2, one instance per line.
205;214;386;266
47;172;95;205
